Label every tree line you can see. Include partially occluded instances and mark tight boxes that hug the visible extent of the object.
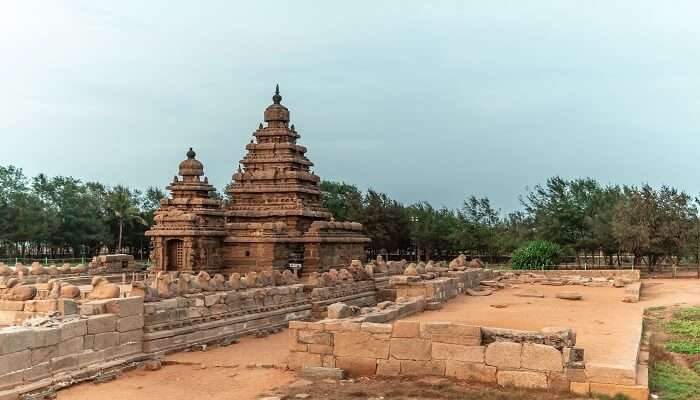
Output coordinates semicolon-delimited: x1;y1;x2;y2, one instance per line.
321;178;700;267
0;165;164;259
3;162;699;267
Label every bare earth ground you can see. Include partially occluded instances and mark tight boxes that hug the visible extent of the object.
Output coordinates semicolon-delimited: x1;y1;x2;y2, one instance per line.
57;279;700;400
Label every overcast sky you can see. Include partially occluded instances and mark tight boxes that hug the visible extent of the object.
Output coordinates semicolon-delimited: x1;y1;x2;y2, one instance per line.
1;1;699;212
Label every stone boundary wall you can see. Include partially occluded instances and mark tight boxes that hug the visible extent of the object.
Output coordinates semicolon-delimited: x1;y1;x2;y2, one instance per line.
141;284;312;354
509;269;640;281
0;297;144;393
288;319;584;393
0;299;78;326
390;269;495;304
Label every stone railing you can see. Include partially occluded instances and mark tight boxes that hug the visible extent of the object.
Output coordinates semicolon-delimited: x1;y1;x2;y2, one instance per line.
390;269;495;305
0;297;144;391
505;269;640;282
288;319;583;393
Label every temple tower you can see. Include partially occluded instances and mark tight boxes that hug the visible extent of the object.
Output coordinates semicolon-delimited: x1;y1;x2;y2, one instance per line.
146;148;226;272
223;86;369;274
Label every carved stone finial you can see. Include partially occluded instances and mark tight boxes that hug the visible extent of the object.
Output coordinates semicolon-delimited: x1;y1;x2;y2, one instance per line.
186;147;196;159
272;84;282;104
258;123;263;130
291;124;295;132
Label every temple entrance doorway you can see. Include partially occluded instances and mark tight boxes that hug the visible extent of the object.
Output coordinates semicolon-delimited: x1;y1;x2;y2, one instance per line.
166;239;184;271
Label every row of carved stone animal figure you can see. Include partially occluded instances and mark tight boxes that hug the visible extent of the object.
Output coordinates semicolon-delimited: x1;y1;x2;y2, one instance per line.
130;269;301;302
0;262;88;277
306;264;371;287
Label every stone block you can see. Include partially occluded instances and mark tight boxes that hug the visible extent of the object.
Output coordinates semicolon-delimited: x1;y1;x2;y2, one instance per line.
158;298;178;309
288;352;322;370
392;320;420;338
0;350;30;375
334;331;390;359
400;360;446;376
50;353;79;371
298;331;332;346
104;297;143;317
31;345;57;365
23;361;50;382
444;360;496;383
521;343;563;372
420;321;481;345
335;357;377;377
58;299;78;315
323;321;361;332
565;367;587;383
79;301;106;315
590;383;649;400
24;299;57;313
376;359;401;376
0;301;24;311
93;332;119;350
0;370;23;391
308;344;333;355
548;372;570;392
117;315;144;332
84;334;94;349
570;381;590;396
78;350;106;366
497;370;548;389
322;355;335;368
485;342;522;369
432;343;484;363
204;294;221;307
119;329;144;344
32;328;60;348
300;366;345;380
390;338;431;361
58;336;84;356
361;322;392;334
0;330;33;355
87;314;117;334
586;363;637;385
60;319;87;341
289;321;323;331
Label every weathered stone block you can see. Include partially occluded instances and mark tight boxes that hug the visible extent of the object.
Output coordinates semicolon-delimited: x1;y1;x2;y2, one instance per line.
400;360;446;376
336;357;377;377
60;319;87;341
298;331;332;346
50;353;79;371
308;344;333;355
32;327;60;348
300;366;345;380
485;342;521;369
0;350;30;375
58;299;78;315
104;297;143;317
586;363;637;385
376;359;401;376
390;338;431;360
565;367;587;383
432;343;484;363
361;322;392;334
32;344;58;366
334;332;390;359
58;336;84;356
117;315;144;332
0;329;33;355
119;329;144;344
87;314;117;334
0;370;23;390
392;320;420;338
570;381;590;396
0;301;25;311
23;361;50;382
420;321;481;345
288;352;322;370
521;343;563;372
93;332;119;350
497;370;548;389
548;372;570;392
445;360;496;383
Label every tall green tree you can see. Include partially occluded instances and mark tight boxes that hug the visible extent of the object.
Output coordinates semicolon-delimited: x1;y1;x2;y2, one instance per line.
108;185;147;252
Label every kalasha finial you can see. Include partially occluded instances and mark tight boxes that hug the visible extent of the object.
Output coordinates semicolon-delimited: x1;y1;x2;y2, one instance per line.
258;123;263;130
186;147;196;159
291;124;295;132
272;84;282;104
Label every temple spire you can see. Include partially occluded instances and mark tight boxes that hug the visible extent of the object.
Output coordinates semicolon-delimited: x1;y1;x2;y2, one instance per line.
186;147;196;159
272;84;282;104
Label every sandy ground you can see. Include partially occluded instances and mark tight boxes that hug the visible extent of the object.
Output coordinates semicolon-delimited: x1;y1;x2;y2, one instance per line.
57;332;295;400
56;278;700;400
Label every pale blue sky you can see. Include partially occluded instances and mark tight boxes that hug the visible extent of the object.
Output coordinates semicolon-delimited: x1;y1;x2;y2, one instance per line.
1;1;699;212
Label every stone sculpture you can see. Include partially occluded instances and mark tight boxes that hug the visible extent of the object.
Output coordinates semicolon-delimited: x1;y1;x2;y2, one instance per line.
3;279;37;301
87;276;120;300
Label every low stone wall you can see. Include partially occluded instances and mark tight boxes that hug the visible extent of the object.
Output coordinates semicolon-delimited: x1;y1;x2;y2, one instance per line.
390;269;495;304
0;297;144;392
289;319;583;393
508;269;640;281
141;284;312;354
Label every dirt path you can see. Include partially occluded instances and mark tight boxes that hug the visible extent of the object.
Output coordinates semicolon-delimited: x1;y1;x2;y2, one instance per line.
57;332;295;400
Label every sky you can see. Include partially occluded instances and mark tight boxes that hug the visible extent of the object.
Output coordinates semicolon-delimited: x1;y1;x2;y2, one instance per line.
1;1;700;213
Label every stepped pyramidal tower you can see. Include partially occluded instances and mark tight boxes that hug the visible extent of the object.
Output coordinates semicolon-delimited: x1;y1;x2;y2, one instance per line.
146;86;369;275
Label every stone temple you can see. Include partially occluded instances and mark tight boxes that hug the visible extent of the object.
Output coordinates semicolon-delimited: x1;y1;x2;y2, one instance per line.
146;86;370;276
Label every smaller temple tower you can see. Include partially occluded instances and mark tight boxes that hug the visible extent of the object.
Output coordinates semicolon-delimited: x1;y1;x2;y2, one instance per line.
145;148;226;273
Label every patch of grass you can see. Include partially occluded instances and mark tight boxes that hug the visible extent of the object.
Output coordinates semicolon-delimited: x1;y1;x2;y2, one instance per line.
675;307;700;321
666;319;700;338
666;340;700;355
693;361;700;375
650;361;700;400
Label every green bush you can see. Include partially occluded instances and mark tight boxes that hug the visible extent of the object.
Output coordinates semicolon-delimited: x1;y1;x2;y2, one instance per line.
665;340;700;355
650;362;700;400
510;240;562;270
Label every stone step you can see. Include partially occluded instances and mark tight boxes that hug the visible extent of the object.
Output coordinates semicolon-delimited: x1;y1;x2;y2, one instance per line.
636;364;648;387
